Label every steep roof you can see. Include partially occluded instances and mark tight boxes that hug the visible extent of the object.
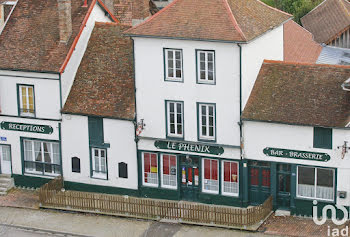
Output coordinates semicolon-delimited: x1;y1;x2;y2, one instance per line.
301;0;350;44
0;0;115;73
125;0;292;42
284;20;322;63
242;60;350;128
62;23;135;120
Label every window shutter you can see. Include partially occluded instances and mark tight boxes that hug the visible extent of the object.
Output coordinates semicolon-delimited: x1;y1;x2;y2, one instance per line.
72;157;80;173
88;117;104;146
119;162;128;178
313;127;332;149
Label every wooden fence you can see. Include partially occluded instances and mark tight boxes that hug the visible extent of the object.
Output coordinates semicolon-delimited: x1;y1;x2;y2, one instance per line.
39;177;272;228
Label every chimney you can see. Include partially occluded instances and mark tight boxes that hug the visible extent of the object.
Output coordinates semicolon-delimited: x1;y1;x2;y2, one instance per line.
57;0;72;43
103;0;114;16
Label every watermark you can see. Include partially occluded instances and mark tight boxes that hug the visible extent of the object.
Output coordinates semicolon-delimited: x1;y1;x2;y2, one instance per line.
313;200;349;236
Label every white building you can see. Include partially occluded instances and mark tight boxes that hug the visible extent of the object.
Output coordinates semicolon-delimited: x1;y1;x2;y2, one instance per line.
243;60;350;216
125;0;291;205
0;0;115;188
61;23;138;194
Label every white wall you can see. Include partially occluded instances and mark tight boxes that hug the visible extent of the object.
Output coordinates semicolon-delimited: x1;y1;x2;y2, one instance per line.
0;71;60;119
61;3;111;103
133;37;241;147
243;120;350;206
241;25;284;107
61;114;138;190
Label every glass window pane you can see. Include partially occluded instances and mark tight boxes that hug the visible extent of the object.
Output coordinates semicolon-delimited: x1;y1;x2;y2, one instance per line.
208;53;213;61
200;71;206;79
175;51;181;60
177;125;182;134
168;69;174;78
200;52;205;61
176;70;181;78
201;106;206;116
168;50;173;59
298;166;315;198
169;103;174;112
176;103;181;112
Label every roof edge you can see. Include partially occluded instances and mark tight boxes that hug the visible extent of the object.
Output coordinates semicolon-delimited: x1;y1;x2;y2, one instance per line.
264;59;350;69
222;0;246;41
126;34;247;43
61;111;135;121
256;0;293;17
241;118;347;129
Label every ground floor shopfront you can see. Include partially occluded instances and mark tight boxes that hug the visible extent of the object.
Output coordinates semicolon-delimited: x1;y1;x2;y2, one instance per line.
0;117;62;187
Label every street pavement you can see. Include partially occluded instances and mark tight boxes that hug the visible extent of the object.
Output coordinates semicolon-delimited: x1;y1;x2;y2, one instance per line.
0;206;273;237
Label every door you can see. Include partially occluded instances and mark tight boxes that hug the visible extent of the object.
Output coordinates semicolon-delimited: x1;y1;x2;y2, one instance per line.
0;145;11;174
249;161;271;205
180;156;200;201
276;164;291;210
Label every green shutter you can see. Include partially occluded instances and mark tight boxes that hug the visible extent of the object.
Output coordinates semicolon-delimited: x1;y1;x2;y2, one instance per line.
313;127;332;149
88;117;104;146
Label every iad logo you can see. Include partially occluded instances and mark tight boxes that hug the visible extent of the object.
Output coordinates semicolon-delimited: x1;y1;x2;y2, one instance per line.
313;200;349;236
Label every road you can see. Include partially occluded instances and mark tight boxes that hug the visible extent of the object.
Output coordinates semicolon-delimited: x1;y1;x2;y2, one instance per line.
0;207;275;237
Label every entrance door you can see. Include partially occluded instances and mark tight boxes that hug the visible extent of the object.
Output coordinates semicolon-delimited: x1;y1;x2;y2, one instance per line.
276;164;291;210
0;145;11;174
180;156;200;201
249;161;271;205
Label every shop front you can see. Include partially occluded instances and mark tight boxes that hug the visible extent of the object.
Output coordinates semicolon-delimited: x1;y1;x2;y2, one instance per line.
137;139;242;206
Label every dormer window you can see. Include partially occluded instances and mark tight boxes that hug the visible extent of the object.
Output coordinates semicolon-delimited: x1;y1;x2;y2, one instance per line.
164;48;183;82
18;84;35;117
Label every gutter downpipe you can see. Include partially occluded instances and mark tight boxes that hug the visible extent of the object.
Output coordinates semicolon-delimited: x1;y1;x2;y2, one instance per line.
238;43;248;207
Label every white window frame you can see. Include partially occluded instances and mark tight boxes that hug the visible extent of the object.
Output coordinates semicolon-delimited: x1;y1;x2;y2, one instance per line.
23;139;60;176
198;103;216;141
91;148;107;180
19;85;35;117
296;166;335;201
160;154;177;189
166;101;184;138
221;160;239;197
142;152;159;187
197;50;215;84
165;49;183;82
202;158;219;194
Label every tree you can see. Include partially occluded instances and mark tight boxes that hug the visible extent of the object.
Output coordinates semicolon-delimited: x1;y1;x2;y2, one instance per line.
262;0;323;24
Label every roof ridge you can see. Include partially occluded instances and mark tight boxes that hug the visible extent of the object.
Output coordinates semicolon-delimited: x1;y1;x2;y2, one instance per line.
264;59;350;69
222;0;246;41
124;0;182;34
301;0;327;20
256;0;293;17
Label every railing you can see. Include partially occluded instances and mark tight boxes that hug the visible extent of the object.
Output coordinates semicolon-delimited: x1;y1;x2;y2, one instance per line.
38;176;63;205
39;178;273;228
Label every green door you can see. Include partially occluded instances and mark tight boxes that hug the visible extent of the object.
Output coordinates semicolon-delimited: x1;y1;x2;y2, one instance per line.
276;164;291;210
249;161;271;205
180;156;200;201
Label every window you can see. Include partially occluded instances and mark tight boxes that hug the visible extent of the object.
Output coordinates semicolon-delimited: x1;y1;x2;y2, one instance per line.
161;154;177;189
71;157;80;173
198;103;216;141
313;127;332;149
202;158;218;193
166;101;184;138
18;85;35;117
297;166;334;201
197;50;215;84
165;49;182;81
222;161;239;196
92;148;107;179
142;152;158;187
118;162;128;178
23;139;60;176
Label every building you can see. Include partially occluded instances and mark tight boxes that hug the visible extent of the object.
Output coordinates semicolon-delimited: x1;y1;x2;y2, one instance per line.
283;20;322;63
301;0;350;49
61;23;138;194
125;0;291;205
317;45;350;65
242;60;350;216
0;0;116;188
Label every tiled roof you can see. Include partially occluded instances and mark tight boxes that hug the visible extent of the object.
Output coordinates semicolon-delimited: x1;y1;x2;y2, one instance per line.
242;60;350;128
62;23;135;120
114;0;158;25
284;20;322;63
125;0;292;42
0;0;113;73
317;45;350;65
301;0;350;44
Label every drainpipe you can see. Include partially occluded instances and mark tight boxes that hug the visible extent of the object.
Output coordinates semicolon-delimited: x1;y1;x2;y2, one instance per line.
238;44;248;208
